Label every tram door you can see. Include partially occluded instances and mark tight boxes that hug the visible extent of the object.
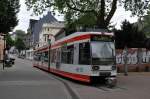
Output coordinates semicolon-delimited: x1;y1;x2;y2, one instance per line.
56;48;61;69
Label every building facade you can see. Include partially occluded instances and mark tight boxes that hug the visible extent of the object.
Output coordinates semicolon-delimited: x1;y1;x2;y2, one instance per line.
38;22;64;47
26;12;63;60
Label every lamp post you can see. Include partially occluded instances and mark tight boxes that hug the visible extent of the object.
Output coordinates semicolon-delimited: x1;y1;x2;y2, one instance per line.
0;33;6;70
47;38;51;70
124;46;128;76
44;34;53;70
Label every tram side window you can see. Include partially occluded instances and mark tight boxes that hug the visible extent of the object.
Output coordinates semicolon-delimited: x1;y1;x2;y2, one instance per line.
61;45;74;64
79;42;90;65
51;49;56;63
61;46;68;63
67;45;74;64
43;51;48;62
34;53;41;61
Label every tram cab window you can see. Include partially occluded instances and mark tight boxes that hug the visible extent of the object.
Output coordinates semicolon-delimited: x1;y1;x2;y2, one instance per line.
61;45;74;64
79;42;91;65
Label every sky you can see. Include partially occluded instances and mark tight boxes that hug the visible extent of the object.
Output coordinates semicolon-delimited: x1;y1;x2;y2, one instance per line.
14;0;138;33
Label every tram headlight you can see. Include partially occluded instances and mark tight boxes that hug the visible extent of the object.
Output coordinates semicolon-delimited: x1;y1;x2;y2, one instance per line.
112;66;116;70
92;66;99;71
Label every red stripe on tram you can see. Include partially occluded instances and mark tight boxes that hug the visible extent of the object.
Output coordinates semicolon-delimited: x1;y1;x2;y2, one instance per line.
51;34;91;48
33;65;90;83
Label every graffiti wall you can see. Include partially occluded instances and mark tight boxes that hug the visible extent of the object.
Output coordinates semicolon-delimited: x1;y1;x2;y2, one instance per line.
116;48;150;72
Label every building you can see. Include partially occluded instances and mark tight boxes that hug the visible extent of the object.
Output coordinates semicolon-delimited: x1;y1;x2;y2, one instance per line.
38;21;64;47
26;19;38;48
26;12;61;60
32;12;57;46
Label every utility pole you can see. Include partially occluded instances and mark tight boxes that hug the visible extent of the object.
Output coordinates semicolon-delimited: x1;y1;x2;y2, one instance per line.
124;46;128;76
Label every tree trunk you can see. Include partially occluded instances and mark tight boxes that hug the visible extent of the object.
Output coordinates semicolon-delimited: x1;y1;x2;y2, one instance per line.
96;15;107;29
96;0;117;29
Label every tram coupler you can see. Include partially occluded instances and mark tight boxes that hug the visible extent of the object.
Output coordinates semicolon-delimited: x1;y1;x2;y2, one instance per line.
106;77;117;88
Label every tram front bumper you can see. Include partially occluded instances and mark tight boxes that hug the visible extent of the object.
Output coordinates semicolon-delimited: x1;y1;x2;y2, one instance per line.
106;77;117;87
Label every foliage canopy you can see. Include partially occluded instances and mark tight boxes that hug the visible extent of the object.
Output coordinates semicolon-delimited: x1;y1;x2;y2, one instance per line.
142;11;150;37
0;0;20;33
15;37;25;53
25;0;150;29
114;20;146;49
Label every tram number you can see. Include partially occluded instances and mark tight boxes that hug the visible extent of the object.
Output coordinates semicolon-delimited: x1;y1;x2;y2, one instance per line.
76;67;83;72
91;35;112;41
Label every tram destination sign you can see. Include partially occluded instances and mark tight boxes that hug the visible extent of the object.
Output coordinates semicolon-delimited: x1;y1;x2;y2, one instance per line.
91;35;113;41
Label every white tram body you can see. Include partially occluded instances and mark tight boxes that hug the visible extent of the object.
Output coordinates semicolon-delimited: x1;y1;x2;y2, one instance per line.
33;32;117;83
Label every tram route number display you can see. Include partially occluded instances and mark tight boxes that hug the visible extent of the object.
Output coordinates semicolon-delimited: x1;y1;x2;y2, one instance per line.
91;35;112;41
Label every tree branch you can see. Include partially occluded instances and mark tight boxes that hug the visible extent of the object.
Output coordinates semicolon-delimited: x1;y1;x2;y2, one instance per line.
65;1;96;14
105;0;117;26
100;0;105;22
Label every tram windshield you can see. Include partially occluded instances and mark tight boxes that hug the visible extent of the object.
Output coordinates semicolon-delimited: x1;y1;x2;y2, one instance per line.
91;41;115;65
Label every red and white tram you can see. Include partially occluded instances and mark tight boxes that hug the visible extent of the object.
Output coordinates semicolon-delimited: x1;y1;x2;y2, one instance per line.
33;32;117;84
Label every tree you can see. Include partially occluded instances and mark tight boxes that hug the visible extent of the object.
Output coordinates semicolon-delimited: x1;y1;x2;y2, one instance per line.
14;30;26;53
114;20;146;49
14;38;25;53
142;11;150;37
5;34;15;50
25;0;150;29
0;0;20;34
15;30;26;40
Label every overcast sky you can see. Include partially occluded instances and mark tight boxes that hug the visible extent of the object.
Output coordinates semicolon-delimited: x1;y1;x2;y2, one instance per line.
14;0;138;33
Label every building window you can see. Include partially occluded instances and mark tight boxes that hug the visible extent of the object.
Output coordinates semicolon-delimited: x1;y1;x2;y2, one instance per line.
44;36;46;42
79;42;91;65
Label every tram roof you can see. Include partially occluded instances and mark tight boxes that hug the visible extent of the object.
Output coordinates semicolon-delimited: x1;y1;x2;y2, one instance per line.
53;31;113;44
35;32;113;51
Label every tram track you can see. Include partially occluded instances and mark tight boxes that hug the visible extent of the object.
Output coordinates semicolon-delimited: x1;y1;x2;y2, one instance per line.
50;72;127;95
35;67;81;99
93;85;127;92
35;66;127;98
49;74;81;99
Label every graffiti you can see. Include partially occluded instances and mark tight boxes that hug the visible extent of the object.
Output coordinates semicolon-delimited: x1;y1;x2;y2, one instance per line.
116;48;150;65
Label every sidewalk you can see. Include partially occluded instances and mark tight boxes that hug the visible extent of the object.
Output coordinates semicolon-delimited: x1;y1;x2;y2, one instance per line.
0;62;3;70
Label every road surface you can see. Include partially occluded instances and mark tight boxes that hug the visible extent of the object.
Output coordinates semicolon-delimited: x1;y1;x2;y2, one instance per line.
0;58;150;99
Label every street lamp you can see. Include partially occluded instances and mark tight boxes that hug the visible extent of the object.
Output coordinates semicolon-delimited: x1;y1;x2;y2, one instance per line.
47;37;51;70
44;34;54;70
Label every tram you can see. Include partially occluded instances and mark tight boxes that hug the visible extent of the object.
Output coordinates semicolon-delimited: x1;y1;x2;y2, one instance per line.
33;32;117;85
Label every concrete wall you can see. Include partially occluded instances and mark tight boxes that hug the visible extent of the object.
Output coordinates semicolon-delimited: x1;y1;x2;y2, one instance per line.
116;48;150;72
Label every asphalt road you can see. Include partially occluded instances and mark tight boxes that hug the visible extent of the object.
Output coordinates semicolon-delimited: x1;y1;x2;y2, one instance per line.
0;58;72;99
1;58;150;99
